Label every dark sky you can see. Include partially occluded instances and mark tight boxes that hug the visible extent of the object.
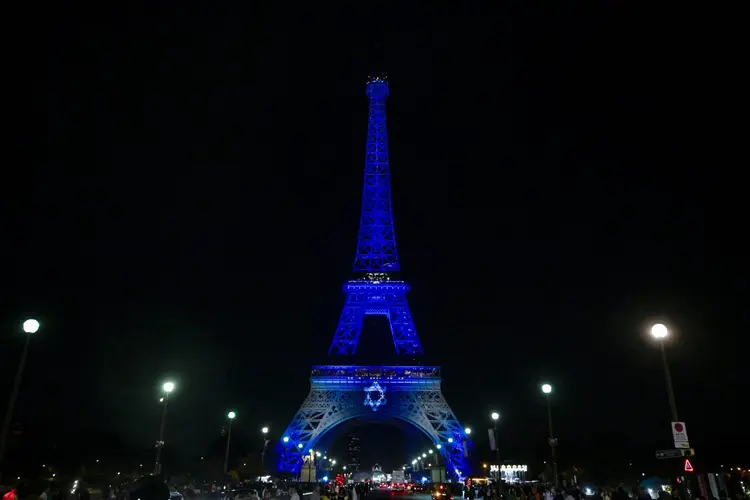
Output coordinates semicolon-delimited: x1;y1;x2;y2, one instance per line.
6;2;746;473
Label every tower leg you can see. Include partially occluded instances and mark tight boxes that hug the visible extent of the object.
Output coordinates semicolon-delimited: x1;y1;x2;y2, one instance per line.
388;290;423;355
328;301;365;356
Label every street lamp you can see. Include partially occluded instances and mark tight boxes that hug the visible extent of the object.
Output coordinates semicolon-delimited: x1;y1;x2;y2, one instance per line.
261;426;270;471
490;412;501;480
0;319;41;468
153;380;176;475
541;383;558;487
224;411;236;473
650;323;679;422
464;427;472;435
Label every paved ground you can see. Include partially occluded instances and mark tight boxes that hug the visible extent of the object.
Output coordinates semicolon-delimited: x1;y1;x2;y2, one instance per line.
367;492;432;500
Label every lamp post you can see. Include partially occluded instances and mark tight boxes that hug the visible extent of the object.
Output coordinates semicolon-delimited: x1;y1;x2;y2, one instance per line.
490;412;500;481
650;324;679;422
154;381;175;474
541;383;558;487
435;444;444;482
224;411;236;474
0;319;40;473
261;426;269;471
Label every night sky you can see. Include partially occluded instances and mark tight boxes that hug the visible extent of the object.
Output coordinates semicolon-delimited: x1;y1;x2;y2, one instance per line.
6;3;746;474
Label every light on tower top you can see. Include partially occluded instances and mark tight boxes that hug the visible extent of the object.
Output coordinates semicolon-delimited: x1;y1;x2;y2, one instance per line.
366;73;389;99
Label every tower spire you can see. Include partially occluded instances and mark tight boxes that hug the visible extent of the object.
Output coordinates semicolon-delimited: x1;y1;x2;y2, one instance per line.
353;73;399;274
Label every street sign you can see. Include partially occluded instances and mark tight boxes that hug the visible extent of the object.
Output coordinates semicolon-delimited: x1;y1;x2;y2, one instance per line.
671;421;690;449
684;459;694;472
655;448;695;459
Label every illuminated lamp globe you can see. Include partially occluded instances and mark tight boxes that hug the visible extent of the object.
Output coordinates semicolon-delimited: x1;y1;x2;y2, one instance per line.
651;323;668;339
464;428;472;435
283;436;289;443
491;412;500;421
448;438;453;443
228;411;236;420
542;384;552;394
297;443;304;449
436;444;442;449
162;381;175;393
262;426;269;434
23;319;40;334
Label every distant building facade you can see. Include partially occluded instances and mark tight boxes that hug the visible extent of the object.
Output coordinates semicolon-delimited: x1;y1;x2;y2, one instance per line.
347;433;361;471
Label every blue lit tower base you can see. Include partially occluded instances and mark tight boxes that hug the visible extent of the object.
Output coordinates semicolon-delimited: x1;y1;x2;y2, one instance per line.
278;366;469;480
276;74;471;480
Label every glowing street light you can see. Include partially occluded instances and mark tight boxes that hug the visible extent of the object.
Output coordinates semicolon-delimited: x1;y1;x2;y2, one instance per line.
490;412;501;479
0;319;41;464
649;323;680;424
541;382;558;487
447;437;453;443
464;427;472;435
422;453;426;458
224;410;237;473
436;444;442;449
262;426;269;434
153;380;176;474
283;436;289;443
23;319;40;334
650;323;668;339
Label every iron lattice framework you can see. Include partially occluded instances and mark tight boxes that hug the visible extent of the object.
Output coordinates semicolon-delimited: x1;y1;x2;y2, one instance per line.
277;75;470;480
329;279;422;356
277;367;470;480
329;74;423;356
354;74;399;274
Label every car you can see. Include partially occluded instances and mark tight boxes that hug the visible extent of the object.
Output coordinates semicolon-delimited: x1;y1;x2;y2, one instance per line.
431;484;453;500
391;484;405;492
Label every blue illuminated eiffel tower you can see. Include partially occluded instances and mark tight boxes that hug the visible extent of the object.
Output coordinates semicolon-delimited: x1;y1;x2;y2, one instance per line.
277;74;470;480
328;74;423;357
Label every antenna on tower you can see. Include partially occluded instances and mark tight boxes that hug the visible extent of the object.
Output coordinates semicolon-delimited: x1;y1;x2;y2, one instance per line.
369;40;386;76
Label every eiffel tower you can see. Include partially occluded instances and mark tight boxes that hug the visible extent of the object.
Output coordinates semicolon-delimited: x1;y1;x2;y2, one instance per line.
276;74;470;480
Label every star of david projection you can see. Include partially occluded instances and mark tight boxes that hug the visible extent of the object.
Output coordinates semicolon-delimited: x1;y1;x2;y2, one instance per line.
363;381;387;411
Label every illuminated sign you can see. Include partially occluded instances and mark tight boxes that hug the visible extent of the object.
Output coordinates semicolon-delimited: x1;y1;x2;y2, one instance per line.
364;381;387;411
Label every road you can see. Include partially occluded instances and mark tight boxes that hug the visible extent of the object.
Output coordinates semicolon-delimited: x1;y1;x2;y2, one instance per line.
366;492;432;500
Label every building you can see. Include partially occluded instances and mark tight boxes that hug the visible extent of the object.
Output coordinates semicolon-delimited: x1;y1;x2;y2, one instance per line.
347;433;361;472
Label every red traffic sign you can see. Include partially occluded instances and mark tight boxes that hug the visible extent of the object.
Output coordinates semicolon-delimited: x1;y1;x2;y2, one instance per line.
684;459;694;472
674;422;684;433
